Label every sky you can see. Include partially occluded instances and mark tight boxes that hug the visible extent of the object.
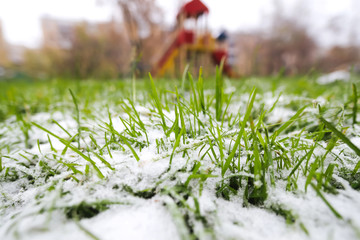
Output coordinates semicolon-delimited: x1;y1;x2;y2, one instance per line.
0;0;358;48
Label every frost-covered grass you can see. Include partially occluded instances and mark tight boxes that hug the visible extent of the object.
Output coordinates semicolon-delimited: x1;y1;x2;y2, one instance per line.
0;73;360;240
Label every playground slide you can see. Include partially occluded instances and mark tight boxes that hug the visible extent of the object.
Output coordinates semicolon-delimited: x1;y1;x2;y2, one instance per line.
156;38;179;76
156;30;194;76
157;49;179;76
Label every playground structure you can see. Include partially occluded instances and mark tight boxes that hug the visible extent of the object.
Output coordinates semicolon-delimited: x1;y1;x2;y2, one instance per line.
153;0;233;78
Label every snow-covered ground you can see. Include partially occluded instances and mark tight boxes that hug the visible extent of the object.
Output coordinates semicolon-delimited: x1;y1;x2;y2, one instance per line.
1;84;360;240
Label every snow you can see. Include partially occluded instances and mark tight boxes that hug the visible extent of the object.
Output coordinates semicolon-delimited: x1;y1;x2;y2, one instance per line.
1;90;360;240
317;70;351;84
267;107;295;124
87;203;180;240
15;203;181;240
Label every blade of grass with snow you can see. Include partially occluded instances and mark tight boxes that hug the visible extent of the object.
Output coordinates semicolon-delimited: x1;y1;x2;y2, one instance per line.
320;117;360;174
272;105;307;142
69;89;81;149
149;73;167;133
32;122;105;179
215;65;224;121
222;88;257;177
352;83;358;125
310;182;343;220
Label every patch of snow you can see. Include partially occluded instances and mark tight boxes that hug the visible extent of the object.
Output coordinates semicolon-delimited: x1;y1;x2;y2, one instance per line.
267;107;295;124
317;70;351;85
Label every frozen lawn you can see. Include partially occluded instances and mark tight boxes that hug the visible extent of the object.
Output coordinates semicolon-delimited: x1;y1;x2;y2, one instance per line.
0;76;360;239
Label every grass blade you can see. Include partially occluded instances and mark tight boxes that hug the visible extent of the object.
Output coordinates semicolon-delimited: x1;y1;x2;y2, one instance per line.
215;65;224;121
287;145;315;179
119;135;140;161
272;105;307;141
32;122;105;179
197;67;206;114
69;89;81;149
169;127;185;166
320;117;360;174
310;183;343;219
352;83;358;125
149;73;167;132
222;88;257;176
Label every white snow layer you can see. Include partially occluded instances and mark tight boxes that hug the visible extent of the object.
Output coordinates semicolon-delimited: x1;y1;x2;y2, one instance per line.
1;99;360;240
317;70;351;84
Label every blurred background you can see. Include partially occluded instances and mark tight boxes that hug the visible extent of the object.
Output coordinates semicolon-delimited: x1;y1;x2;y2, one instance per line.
0;0;359;80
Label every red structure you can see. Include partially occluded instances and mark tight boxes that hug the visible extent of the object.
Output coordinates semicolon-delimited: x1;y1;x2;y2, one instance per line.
178;0;209;19
154;0;232;77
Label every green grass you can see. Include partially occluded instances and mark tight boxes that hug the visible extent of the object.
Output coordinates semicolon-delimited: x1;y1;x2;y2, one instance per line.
0;74;360;239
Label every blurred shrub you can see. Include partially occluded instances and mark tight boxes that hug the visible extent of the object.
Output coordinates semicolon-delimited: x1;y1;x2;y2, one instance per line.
233;18;317;76
317;46;360;73
23;23;131;80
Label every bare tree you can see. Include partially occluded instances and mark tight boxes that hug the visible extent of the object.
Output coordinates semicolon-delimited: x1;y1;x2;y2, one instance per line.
23;21;132;79
116;0;164;75
0;22;8;67
233;0;317;76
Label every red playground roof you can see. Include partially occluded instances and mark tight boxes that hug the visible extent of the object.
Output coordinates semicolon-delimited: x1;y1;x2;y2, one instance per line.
179;0;209;19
